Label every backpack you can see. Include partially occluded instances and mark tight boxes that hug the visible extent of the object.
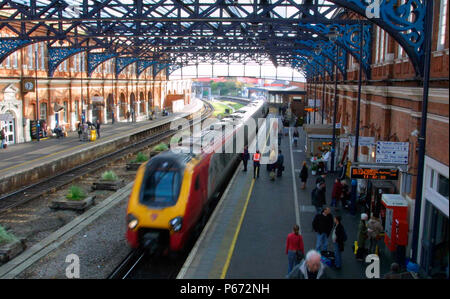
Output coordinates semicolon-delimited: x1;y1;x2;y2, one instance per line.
342;227;348;242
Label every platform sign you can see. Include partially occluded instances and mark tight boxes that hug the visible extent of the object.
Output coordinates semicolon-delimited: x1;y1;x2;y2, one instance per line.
376;141;409;164
350;167;399;180
350;136;375;146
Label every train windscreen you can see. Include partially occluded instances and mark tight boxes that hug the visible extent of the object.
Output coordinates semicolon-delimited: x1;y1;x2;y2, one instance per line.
140;166;182;208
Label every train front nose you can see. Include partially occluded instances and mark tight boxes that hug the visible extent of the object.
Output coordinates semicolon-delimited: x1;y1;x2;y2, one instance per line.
126;155;185;251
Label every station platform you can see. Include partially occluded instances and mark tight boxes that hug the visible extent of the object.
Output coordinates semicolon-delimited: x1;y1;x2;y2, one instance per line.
0;99;204;195
178;114;394;279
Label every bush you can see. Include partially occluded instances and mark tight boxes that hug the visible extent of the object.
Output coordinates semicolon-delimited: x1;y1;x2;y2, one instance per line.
101;170;118;181
0;225;17;245
66;185;87;201
133;152;148;163
311;164;318;171
152;143;168;152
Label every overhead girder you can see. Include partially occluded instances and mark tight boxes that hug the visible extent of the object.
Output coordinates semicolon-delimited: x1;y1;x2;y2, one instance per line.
297;23;371;79
0;1;429;77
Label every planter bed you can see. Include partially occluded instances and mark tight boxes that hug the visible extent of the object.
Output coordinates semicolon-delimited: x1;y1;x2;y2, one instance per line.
92;179;125;191
49;196;96;211
0;239;25;264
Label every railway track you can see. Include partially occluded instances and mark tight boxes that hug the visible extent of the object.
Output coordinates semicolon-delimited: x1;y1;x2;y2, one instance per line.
0;101;213;214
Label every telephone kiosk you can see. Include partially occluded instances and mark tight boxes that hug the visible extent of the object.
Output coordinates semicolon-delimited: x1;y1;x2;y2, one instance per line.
381;194;409;252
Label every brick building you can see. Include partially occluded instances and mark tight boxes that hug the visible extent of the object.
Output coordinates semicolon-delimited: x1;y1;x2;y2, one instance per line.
0;27;192;145
307;1;448;277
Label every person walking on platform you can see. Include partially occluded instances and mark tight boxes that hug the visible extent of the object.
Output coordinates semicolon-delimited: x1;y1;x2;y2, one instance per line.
276;150;284;177
95;119;101;138
1;127;5;149
341;180;350;209
356;213;369;261
268;148;277;180
292;129;299;147
367;216;383;254
312;181;326;214
111;110;115;124
331;178;343;209
331;216;347;270
312;207;334;252
299;161;308;189
77;122;82;141
253;150;261;179
241;145;250;172
287;250;330;279
286;224;305;274
126;110;131;122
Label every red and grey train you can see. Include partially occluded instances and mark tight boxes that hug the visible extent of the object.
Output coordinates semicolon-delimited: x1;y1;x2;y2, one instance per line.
126;100;268;252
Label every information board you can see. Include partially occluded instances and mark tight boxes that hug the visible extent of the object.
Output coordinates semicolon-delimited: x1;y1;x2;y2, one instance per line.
376;141;409;164
350;167;399;180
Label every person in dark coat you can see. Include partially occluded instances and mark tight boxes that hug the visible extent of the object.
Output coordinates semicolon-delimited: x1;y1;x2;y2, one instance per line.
299;161;308;189
312;207;334;252
95;119;101;138
77;122;82;141
241;145;250;172
331;178;343;209
312;181;326;214
341;180;350;209
331;216;346;269
287;250;331;279
276;150;284;177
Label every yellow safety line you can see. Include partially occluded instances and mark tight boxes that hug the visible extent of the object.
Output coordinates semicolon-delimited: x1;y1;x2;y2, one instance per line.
0;122;148;175
0;143;86;174
220;178;255;279
220;116;273;279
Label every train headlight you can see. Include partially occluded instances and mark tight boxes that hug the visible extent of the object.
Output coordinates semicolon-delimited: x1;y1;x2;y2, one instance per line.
127;214;139;230
169;216;183;232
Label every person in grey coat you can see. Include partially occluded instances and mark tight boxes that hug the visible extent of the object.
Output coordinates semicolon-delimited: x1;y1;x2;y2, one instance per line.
286;250;331;279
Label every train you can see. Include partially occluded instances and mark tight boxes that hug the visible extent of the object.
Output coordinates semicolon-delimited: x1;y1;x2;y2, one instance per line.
126;99;268;253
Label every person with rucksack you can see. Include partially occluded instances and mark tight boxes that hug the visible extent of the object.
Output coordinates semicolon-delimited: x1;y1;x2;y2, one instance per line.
331;216;347;270
312;181;326;214
312;207;334;252
285;224;304;274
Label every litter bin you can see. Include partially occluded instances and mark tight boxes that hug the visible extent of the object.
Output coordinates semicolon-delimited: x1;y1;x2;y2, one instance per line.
90;129;97;141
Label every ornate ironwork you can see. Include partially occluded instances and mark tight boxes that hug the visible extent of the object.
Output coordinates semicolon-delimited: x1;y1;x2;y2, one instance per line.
0;39;31;64
137;60;157;76
87;52;117;77
48;47;86;77
115;57;138;77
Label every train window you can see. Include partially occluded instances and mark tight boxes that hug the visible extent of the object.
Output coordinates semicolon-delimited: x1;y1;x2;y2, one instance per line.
195;175;200;190
141;170;182;207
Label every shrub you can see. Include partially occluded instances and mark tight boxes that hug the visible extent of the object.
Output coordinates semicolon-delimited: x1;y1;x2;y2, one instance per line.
152;143;168;152
0;225;17;245
133;152;148;163
66;185;87;201
311;164;318;171
101;170;118;181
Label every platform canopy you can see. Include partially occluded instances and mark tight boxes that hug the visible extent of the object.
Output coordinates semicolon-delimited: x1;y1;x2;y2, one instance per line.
0;1;430;78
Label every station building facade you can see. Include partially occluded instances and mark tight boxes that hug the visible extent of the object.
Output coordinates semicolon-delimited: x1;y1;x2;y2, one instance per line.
0;28;192;145
307;2;448;277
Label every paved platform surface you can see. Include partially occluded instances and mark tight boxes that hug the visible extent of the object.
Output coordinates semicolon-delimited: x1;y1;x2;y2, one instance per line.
0;100;203;180
179;114;395;279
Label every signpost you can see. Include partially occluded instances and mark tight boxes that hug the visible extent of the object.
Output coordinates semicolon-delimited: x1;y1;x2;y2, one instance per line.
376;141;409;164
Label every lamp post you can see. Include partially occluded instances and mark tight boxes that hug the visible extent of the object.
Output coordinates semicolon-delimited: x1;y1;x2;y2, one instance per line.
313;46;324;125
327;27;340;173
353;22;364;163
35;48;40;142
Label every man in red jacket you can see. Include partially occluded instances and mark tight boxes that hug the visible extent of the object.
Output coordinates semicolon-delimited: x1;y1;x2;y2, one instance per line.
331;178;343;209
